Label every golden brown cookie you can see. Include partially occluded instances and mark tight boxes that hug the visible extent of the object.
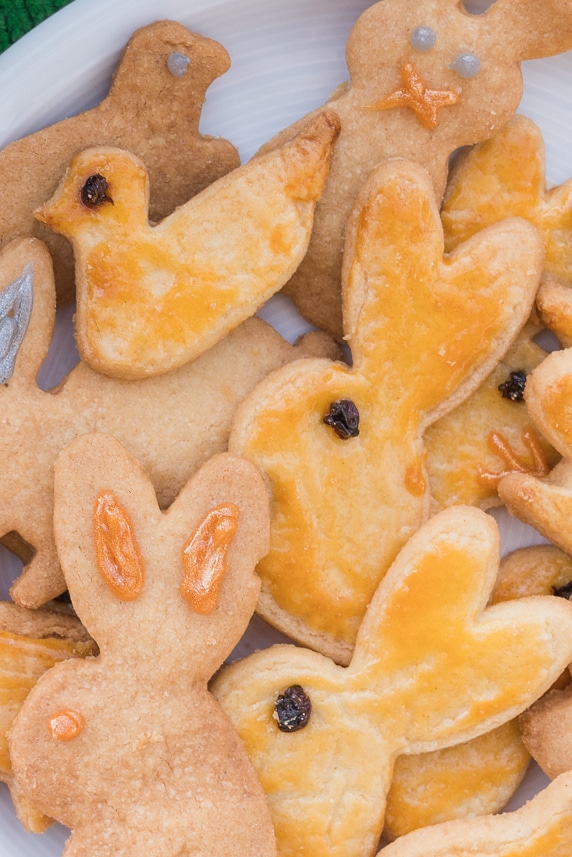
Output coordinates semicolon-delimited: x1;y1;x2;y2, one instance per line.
498;346;572;556
0;601;95;833
441;114;572;280
426;320;558;512
0;20;240;304
37;111;339;378
383;721;530;841
380;771;572;857
229;158;543;664
257;4;572;337
10;434;276;857
0;237;338;609
212;505;572;857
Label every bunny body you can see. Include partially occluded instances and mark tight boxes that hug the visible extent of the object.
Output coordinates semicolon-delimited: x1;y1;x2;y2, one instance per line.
10;435;276;857
259;0;572;337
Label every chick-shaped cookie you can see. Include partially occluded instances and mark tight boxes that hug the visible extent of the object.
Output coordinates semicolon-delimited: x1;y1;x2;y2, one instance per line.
9;434;276;857
229;158;543;664
36;111;339;379
259;0;572;337
212;505;572;857
0;20;241;304
380;770;572;857
0;237;334;610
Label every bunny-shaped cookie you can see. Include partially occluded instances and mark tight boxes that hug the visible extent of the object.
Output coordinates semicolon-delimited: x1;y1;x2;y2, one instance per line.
212;504;572;857
0;20;240;304
9;434;276;857
0;237;336;609
258;0;572;337
229;157;543;663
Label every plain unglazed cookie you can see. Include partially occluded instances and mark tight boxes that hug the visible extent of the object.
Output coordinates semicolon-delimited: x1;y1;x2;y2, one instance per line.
229;157;543;664
0;20;241;304
36;111;340;379
212;505;572;857
10;435;276;857
0;237;338;609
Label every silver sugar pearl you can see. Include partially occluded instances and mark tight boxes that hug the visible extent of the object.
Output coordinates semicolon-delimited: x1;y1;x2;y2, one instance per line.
167;51;191;77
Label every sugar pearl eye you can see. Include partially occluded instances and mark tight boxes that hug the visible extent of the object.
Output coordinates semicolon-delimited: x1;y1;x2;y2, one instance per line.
450;52;481;78
167;51;191;77
410;26;436;52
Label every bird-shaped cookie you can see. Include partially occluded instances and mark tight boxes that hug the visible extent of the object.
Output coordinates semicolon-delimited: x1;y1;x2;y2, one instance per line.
212;505;572;857
36;111;339;379
0;20;241;304
228;157;543;664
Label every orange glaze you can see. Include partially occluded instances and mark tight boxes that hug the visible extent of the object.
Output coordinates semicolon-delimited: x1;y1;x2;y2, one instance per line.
238;162;520;652
539;375;572;444
48;709;85;741
369;63;459;129
181;503;239;614
94;491;145;600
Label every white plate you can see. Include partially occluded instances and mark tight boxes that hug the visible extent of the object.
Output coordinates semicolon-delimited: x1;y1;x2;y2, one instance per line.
0;0;570;853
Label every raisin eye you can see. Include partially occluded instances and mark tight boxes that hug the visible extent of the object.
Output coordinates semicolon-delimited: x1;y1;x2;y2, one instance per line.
553;581;572;600
323;399;360;439
274;685;312;733
498;370;526;402
81;174;113;209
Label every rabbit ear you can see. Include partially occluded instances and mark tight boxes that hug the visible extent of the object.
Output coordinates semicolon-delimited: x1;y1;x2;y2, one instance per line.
342;159;542;422
483;0;572;59
350;505;572;750
54;433;270;673
0;239;55;390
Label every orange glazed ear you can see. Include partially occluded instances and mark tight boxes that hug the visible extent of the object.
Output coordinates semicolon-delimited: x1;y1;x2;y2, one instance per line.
180;503;240;615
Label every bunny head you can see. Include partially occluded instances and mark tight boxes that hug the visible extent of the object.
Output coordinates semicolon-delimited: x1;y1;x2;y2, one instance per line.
9;433;276;856
346;0;572;171
212;505;572;857
229;157;543;664
267;0;572;339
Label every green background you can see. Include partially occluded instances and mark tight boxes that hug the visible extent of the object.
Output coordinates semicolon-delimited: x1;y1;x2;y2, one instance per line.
0;0;74;52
